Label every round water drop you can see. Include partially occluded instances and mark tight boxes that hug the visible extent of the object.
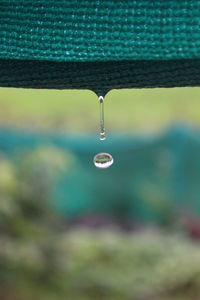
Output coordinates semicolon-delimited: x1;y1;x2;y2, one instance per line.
93;152;114;169
100;131;106;141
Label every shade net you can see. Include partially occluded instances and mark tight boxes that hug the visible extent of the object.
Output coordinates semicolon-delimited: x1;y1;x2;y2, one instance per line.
0;1;200;94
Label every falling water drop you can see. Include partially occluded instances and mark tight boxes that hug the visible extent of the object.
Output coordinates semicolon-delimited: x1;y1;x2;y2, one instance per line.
94;152;114;169
93;95;114;169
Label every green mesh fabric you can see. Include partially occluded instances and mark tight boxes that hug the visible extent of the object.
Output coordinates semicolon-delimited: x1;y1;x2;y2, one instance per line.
0;1;200;94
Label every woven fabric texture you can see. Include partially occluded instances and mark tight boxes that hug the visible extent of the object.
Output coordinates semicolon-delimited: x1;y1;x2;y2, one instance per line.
0;59;199;96
1;1;200;61
0;1;200;93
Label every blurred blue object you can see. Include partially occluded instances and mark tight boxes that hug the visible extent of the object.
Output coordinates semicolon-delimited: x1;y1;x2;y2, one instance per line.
0;125;200;224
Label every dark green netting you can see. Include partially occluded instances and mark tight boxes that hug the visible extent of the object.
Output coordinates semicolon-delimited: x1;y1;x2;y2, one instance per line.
0;1;200;94
0;59;200;96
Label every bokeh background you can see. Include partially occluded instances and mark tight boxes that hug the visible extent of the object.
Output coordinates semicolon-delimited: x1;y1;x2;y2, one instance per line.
1;87;200;300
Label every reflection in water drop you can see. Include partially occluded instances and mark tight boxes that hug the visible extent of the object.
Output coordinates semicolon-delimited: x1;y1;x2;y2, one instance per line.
93;152;114;169
99;96;106;140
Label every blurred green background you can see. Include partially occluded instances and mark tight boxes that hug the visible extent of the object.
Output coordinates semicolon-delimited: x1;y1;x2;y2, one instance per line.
1;87;200;300
0;87;200;132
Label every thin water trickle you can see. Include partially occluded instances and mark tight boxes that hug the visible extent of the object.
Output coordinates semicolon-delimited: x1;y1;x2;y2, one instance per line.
94;152;114;169
99;96;106;140
93;95;114;169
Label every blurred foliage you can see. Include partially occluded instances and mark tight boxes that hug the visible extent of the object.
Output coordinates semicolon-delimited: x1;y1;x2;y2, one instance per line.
1;146;200;300
1;87;200;299
0;146;74;300
60;231;200;300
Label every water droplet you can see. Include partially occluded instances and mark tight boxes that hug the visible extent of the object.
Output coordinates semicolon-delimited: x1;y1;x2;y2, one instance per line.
99;96;106;140
100;131;106;140
93;95;114;168
93;152;114;169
